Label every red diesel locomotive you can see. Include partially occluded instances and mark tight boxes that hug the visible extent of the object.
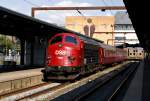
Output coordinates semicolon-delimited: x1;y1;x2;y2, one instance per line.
42;33;126;80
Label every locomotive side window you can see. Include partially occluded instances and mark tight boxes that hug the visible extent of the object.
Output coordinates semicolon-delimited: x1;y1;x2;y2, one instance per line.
65;36;77;44
50;36;62;45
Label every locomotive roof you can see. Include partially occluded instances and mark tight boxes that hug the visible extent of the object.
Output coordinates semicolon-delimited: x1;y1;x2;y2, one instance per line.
72;32;104;45
58;32;103;46
78;34;118;51
66;32;118;50
78;35;100;46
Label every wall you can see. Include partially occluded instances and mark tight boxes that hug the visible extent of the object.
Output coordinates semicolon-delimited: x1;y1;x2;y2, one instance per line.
65;16;115;45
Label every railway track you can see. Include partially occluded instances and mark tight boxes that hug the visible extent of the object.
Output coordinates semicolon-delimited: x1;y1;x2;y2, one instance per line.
75;61;140;101
0;61;134;101
107;61;140;101
0;82;48;99
17;82;69;101
0;82;69;101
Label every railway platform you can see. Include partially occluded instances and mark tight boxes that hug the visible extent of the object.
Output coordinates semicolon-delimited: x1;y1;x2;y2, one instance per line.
0;61;132;100
0;68;43;82
0;68;44;96
80;59;150;101
119;57;150;101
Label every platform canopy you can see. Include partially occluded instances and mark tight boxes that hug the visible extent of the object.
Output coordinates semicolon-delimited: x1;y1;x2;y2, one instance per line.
0;6;103;43
0;6;74;39
123;1;150;51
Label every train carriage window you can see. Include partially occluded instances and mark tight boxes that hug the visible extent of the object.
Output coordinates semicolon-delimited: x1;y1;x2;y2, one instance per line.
65;36;77;45
50;36;62;45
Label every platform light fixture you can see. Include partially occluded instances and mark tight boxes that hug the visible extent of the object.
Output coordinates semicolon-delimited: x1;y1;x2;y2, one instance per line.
101;9;106;12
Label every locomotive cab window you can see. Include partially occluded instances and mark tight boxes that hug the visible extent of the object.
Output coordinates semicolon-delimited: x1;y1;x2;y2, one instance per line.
50;36;62;45
65;36;77;45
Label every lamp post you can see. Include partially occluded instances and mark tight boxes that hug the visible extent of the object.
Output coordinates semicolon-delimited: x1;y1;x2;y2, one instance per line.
5;35;7;56
111;24;114;46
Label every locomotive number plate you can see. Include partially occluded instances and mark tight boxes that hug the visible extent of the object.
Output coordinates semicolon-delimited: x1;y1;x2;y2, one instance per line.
55;50;66;55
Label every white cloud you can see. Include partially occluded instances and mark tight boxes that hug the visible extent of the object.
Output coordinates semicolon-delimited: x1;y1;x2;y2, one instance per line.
35;0;93;26
55;0;92;7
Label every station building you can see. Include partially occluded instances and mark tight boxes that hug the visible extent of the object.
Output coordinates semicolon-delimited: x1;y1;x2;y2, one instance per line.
65;16;115;45
114;11;139;46
65;11;139;46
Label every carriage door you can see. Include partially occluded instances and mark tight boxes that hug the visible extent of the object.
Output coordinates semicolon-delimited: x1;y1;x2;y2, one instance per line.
99;48;103;64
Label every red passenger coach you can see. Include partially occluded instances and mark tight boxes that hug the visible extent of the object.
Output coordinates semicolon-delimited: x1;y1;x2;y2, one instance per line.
42;32;127;81
99;45;126;65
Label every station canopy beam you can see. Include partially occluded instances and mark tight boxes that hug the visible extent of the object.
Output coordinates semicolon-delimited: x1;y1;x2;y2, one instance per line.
31;6;126;17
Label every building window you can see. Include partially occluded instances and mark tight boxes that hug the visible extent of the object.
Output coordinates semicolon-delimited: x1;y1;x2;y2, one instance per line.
115;37;126;41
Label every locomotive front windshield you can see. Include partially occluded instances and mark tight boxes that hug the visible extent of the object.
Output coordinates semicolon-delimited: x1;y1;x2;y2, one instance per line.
65;36;77;45
50;35;62;45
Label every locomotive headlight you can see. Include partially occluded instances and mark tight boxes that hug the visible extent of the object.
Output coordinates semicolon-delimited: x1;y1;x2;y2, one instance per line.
72;67;76;71
47;56;51;59
58;44;62;47
47;56;51;64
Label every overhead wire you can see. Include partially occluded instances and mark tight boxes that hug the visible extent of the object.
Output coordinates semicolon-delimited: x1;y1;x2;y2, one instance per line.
23;0;63;24
76;9;87;20
102;0;114;15
23;0;39;7
110;0;116;15
110;0;115;5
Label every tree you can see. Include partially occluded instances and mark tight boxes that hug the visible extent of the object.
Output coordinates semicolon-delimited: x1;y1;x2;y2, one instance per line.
0;35;14;53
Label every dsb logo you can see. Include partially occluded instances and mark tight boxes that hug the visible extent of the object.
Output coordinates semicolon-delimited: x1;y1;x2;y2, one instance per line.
55;50;66;55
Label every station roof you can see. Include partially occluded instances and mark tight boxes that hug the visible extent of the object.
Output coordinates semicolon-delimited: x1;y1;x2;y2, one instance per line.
0;6;73;39
0;6;103;43
123;1;150;51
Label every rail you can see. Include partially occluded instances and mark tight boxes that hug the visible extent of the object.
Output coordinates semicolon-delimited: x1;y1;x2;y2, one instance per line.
75;61;139;101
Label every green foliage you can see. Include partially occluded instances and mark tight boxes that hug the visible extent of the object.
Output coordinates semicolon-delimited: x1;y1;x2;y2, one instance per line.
0;35;14;50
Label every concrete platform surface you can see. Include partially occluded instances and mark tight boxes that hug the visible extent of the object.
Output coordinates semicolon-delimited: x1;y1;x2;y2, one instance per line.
121;58;150;101
0;68;43;82
122;61;143;101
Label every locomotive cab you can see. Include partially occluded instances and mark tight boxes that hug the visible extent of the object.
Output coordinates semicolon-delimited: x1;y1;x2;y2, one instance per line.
43;33;84;80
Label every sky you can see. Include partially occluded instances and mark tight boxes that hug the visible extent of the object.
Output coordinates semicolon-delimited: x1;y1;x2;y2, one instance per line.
0;0;125;26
